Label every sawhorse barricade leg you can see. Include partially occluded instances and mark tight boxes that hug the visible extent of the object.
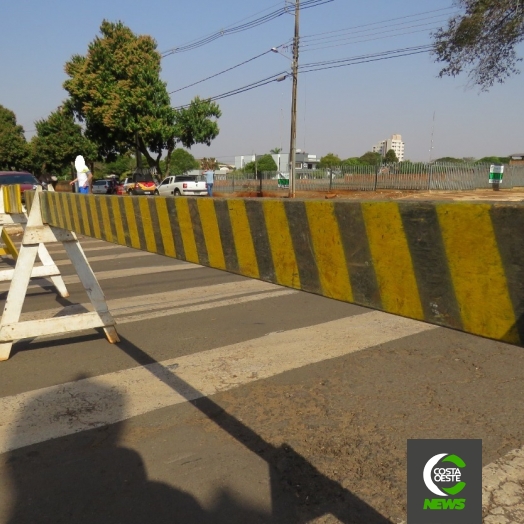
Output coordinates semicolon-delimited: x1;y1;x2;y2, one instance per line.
0;188;119;361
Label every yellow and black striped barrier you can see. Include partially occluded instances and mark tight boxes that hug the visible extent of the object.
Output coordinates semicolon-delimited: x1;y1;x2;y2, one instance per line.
36;192;524;346
2;185;23;214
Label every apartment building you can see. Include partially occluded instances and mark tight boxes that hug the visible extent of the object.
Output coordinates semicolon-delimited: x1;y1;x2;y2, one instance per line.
372;134;405;162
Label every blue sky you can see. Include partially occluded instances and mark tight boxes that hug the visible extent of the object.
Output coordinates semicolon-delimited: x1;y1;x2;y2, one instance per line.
2;0;523;162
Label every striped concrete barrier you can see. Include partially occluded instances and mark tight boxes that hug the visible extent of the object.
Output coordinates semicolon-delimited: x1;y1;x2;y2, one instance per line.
1;185;22;214
37;192;524;346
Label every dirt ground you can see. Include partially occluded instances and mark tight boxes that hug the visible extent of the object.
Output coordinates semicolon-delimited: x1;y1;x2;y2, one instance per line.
216;188;524;202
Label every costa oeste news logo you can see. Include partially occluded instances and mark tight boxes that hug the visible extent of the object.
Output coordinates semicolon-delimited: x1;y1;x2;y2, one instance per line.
407;439;481;523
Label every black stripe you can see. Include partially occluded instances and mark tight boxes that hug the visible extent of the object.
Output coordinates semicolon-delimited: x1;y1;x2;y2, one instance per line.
60;193;73;230
165;198;185;260
284;201;322;294
147;198;165;256
117;197;131;247
94;196;107;242
244;200;276;282
399;202;463;329
490;204;524;343
214;200;239;273
76;195;87;236
131;197;146;251
85;195;97;238
187;198;208;266
334;202;382;310
105;196;118;244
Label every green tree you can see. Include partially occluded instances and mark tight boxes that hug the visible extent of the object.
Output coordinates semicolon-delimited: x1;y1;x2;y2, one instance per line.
341;157;363;166
244;154;278;176
0;105;30;171
31;106;97;176
434;0;524;90
63;21;221;174
384;149;399;163
102;154;134;178
163;148;199;175
476;156;510;164
433;157;464;163
270;147;282;154
359;151;382;166
318;153;342;169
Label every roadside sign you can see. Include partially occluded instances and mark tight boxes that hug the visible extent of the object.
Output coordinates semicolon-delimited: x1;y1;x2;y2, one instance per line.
489;164;504;184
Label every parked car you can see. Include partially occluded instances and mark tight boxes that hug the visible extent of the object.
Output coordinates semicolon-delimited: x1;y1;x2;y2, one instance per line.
121;177;134;192
0;171;40;201
127;172;157;195
91;179;117;195
155;175;208;196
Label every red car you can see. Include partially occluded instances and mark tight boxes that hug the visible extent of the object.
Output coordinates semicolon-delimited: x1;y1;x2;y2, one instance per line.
0;172;40;201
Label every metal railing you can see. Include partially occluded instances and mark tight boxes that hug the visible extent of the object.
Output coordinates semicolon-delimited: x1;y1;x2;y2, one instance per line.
213;163;524;193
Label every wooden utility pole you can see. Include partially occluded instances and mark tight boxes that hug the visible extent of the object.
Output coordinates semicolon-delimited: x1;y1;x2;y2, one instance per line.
288;0;300;198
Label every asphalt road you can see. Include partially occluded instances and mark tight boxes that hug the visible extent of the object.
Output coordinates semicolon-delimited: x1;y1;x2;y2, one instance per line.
0;237;523;523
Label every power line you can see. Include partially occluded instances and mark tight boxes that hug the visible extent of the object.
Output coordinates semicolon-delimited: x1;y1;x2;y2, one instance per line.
169;49;274;94
299;6;457;41
173;44;433;108
160;0;332;56
300;24;450;53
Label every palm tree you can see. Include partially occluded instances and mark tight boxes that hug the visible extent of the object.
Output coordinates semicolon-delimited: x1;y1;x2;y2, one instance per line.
270;147;282;154
200;157;218;171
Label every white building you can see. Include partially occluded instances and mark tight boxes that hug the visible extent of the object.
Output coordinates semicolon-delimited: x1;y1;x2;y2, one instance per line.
372;134;405;162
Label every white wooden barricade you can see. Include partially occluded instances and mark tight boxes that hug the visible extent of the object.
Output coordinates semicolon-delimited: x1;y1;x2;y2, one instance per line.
0;188;119;361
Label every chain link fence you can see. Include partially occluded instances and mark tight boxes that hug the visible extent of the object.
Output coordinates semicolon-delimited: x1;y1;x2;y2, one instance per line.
214;163;524;193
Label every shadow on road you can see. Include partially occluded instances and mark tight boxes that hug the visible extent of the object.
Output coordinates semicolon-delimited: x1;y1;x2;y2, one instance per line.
4;334;393;523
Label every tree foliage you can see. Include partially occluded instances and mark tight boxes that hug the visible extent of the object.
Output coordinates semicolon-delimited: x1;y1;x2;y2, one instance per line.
476;156;510;164
434;0;524;89
163;148;199;175
200;157;219;171
359;151;382;166
384;149;399;163
31;107;97;175
63;21;221;174
318;153;342;168
0;105;30;171
244;154;278;175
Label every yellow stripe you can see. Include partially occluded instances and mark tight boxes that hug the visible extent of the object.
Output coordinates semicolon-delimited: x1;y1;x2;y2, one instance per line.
1;229;18;259
98;197;113;243
138;197;157;253
79;194;91;237
196;199;226;269
87;196;102;240
48;192;59;227
262;200;300;288
362;202;424;319
228;199;259;279
110;197;126;246
305;201;352;301
155;198;176;258
60;193;73;232
71;195;81;233
437;203;518;343
123;198;141;249
175;199;199;264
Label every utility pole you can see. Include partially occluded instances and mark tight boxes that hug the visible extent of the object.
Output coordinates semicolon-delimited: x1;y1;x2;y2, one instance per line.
288;0;300;198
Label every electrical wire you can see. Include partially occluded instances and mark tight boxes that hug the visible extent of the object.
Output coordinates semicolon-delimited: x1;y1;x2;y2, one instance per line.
173;44;433;108
300;24;450;53
299;6;457;41
161;0;332;56
169;49;274;94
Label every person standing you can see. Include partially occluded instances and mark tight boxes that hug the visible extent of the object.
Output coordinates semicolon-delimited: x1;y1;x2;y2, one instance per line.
205;168;214;197
70;155;92;194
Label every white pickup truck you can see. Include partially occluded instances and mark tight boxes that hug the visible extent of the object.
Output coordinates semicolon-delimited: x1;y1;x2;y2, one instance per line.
155;175;208;196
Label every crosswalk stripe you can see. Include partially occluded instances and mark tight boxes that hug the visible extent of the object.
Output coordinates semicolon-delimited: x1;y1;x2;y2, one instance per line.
53;250;155;266
0;311;436;454
19;280;296;326
0;264;203;292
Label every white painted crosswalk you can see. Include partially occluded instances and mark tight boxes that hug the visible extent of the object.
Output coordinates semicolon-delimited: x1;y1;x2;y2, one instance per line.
0;237;522;522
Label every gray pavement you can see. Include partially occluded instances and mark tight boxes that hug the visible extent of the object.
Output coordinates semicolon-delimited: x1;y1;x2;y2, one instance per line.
0;237;523;523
